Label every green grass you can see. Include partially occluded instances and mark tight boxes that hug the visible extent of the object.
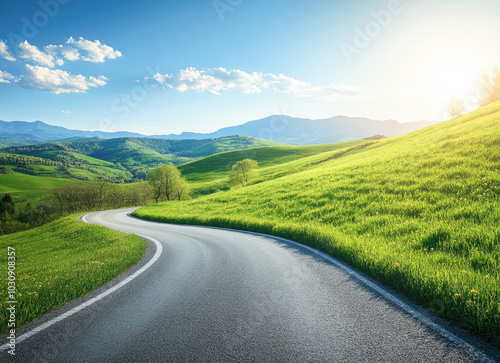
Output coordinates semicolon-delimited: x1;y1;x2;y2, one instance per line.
135;102;500;346
179;140;366;195
0;171;82;208
0;215;147;334
0;172;71;193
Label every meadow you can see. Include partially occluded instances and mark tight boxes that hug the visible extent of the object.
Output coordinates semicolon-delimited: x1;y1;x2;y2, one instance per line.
179;139;366;196
135;102;500;346
0;215;147;335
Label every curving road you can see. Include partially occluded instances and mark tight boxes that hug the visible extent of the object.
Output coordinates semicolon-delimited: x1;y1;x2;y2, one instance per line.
4;208;499;362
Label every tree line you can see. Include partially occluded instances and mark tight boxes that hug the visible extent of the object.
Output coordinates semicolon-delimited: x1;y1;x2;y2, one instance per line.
0;194;57;235
52;181;151;213
0;153;65;167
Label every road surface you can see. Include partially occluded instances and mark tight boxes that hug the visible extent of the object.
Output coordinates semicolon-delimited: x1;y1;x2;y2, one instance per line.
3;208;499;362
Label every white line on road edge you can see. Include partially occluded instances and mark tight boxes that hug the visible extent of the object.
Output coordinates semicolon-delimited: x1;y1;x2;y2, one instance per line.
89;214;494;362
277;237;495;363
0;215;163;351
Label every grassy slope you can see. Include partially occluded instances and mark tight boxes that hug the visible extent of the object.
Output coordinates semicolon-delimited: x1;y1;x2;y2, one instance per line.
179;140;366;195
0;149;133;184
135;102;500;346
0;172;71;193
0;215;147;334
182;136;284;158
0;172;73;207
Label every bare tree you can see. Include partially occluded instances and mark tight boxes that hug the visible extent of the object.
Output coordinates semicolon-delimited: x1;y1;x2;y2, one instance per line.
476;64;500;107
448;95;465;119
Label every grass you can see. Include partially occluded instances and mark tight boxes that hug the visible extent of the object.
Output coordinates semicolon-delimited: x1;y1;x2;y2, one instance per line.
0;215;147;334
0;172;71;193
135;102;500;347
0;171;83;209
179;140;366;196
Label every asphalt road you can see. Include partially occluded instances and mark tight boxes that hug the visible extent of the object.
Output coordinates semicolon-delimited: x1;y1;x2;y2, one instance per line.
3;208;499;362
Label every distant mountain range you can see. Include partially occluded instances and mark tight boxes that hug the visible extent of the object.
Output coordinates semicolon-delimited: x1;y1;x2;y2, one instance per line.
0;116;435;146
161;115;436;145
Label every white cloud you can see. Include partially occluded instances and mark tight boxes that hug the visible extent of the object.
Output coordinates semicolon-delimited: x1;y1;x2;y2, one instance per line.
45;44;81;61
18;40;57;68
18;37;121;68
66;37;122;63
151;67;365;97
1;37;120;94
0;70;16;84
18;64;107;94
62;109;71;114
0;40;16;61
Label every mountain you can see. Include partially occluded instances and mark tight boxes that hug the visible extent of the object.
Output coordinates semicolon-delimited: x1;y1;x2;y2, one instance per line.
0;116;436;146
0;120;145;144
156;115;436;145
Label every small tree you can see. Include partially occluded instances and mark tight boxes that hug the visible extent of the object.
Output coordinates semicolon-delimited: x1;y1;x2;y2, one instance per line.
229;159;259;187
147;166;165;203
448;95;465;119
147;164;190;202
162;164;182;201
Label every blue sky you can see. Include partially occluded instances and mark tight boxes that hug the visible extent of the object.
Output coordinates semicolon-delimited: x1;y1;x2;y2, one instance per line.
1;0;500;135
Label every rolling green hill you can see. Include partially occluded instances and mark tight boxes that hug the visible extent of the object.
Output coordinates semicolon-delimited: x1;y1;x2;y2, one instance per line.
178;140;368;195
0;136;284;179
0;135;287;207
0;151;134;184
135;102;500;346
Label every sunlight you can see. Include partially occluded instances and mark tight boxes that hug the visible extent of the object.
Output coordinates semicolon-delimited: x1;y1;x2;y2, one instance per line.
429;59;478;97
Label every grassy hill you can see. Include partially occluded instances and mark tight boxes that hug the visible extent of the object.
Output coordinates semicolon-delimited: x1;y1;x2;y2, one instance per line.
0;151;134;185
134;102;500;346
0;135;286;208
0;136;284;180
179;140;368;195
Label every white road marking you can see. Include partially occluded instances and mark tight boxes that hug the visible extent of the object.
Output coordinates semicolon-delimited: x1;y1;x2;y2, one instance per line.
0;213;163;351
2;212;494;361
272;235;494;363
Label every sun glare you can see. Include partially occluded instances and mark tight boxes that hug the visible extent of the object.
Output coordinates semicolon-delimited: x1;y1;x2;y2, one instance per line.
429;59;477;97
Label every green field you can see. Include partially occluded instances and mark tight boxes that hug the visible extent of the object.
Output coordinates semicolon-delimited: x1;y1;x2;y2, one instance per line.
0;172;72;193
0;215;147;334
0;171;86;209
135;102;500;346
